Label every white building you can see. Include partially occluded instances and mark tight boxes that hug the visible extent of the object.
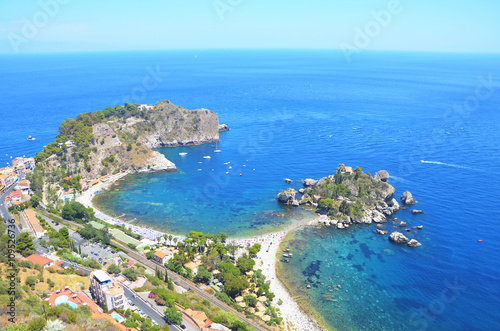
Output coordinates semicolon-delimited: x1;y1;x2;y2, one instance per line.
90;270;128;311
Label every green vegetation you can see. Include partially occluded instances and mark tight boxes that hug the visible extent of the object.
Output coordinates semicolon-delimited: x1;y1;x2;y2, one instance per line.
307;164;394;220
61;201;95;223
15;232;36;257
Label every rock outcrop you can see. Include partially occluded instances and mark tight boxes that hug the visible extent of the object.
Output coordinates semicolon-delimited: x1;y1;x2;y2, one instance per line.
400;191;417;205
389;232;409;244
303;178;317;187
407;239;421;247
284;178;292;183
218;123;230;132
374;170;389;182
277;188;298;205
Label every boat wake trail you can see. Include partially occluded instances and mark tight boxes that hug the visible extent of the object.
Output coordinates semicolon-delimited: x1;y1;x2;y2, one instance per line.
388;175;408;183
420;160;472;170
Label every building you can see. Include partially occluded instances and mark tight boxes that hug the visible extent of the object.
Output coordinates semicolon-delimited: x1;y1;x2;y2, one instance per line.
138;104;153;111
23;254;54;268
90;270;128;311
184;309;213;330
23;209;45;238
153;250;173;265
7;190;22;204
47;287;102;314
16;179;30;195
0;172;17;189
12;157;35;172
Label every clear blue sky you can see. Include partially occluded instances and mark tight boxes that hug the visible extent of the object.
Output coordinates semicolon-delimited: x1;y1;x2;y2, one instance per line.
0;0;499;53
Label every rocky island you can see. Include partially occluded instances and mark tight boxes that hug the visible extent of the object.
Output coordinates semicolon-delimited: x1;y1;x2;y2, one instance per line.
277;164;423;246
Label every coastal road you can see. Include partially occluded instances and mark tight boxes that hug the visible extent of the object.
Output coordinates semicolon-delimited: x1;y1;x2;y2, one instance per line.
110;239;270;331
122;285;174;329
0;182;22;237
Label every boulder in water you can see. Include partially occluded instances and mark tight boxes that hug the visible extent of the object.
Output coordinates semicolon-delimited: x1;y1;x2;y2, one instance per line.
303;178;317;187
389;231;409;244
407;239;421;247
411;210;424;215
400;191;417;205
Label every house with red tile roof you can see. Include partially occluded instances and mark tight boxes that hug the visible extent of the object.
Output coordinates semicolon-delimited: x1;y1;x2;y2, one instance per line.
23;254;54;268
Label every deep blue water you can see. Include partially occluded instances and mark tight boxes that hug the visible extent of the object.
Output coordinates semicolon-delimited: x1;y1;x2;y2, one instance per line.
1;50;500;330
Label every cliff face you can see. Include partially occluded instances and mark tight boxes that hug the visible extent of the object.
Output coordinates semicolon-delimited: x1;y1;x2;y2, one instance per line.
87;100;220;176
39;100;221;178
138;100;219;149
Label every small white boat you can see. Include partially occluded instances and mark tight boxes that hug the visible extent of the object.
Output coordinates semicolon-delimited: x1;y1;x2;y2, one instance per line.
420;160;425;163
203;156;211;159
28;136;35;140
197;169;202;171
214;150;221;153
228;166;232;170
179;152;188;156
226;172;229;175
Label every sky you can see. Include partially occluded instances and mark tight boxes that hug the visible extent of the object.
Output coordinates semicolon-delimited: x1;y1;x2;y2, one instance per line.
0;0;499;53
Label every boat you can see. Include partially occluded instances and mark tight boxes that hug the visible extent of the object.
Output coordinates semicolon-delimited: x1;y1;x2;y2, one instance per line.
420;160;425;163
214;141;221;153
225;172;229;175
228;166;232;170
28;136;35;140
239;173;242;176
203;156;211;159
179;152;188;156
197;169;202;171
279;258;290;263
283;249;290;252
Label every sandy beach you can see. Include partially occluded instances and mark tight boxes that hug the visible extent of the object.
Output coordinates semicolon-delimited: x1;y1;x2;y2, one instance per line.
77;172;325;330
228;216;326;331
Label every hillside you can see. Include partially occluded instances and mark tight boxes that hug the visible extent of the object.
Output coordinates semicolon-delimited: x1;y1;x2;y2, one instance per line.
29;100;223;204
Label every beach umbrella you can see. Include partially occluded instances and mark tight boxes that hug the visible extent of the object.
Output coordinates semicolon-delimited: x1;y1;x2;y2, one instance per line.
258;296;267;302
235;296;244;302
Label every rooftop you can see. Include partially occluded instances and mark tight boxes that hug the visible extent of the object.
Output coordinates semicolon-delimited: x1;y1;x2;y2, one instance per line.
92;270;112;283
103;282;124;296
24;253;53;266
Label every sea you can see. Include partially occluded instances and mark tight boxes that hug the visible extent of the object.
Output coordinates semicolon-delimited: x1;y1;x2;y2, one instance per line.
1;50;499;330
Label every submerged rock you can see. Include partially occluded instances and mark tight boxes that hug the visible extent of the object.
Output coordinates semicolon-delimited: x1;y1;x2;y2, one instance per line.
400;191;417;205
389;231;409;244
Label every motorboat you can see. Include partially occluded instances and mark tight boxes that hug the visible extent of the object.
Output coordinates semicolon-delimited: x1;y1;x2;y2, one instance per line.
179;152;188;156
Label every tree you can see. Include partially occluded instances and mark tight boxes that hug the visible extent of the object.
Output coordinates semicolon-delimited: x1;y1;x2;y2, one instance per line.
61;201;94;223
248;243;261;257
195;266;212;284
122;268;137;281
15;232;36;257
244;295;258;307
146;251;155;260
237;257;255;274
223;274;249;298
59;227;69;240
164;307;182;325
29;195;41;208
107;264;121;274
25;276;37;286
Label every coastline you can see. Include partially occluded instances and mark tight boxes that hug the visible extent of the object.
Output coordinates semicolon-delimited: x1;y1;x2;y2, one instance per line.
77;172;326;330
233;217;326;331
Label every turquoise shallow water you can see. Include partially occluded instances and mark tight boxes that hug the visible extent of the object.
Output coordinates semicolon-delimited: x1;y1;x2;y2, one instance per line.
2;50;500;330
